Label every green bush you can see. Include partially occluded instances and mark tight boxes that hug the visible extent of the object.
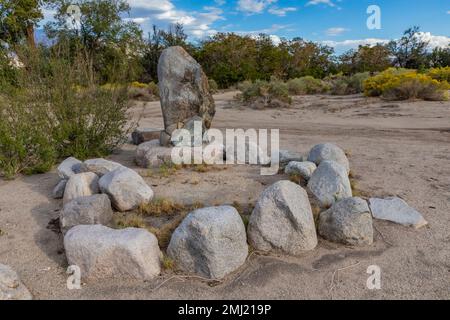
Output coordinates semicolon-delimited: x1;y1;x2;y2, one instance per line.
287;76;329;95
241;79;291;108
326;72;370;95
0;46;134;178
237;80;253;92
208;79;219;93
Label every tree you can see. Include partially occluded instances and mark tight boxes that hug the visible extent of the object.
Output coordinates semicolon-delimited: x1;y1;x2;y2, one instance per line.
282;38;335;79
45;0;144;82
428;46;450;68
339;44;391;74
0;0;46;47
197;33;259;88
387;26;429;69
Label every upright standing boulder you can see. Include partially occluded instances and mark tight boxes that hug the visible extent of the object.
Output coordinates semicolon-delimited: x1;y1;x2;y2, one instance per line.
167;206;248;280
158;46;215;146
248;181;318;255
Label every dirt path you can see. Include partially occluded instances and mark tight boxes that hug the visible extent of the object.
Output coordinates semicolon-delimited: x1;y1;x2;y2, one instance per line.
1;92;449;299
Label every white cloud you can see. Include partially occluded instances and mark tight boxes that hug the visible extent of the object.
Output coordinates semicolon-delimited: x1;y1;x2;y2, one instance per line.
306;0;336;7
268;7;297;16
127;0;174;12
325;27;348;36
214;0;226;5
415;32;450;49
322;38;389;48
323;32;450;50
127;1;225;38
237;0;277;14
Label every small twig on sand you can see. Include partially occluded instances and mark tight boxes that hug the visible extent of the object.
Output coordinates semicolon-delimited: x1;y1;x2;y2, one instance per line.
374;224;394;247
151;275;223;292
329;261;361;297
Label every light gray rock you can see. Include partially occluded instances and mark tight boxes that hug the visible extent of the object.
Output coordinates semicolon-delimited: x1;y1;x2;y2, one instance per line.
60;194;113;234
63;172;99;205
0;264;32;300
52;179;67;199
285;161;317;181
369;197;428;229
307;160;352;208
158;46;215;142
64;225;161;281
308;143;350;174
248;181;318;255
167;206;248;279
278;149;304;168
132;128;162;145
80;158;124;177
135;140;173;168
57;157;82;179
99;167;154;212
319;197;373;246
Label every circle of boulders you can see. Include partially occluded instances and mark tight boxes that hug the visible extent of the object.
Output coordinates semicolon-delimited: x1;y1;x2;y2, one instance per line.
48;138;428;290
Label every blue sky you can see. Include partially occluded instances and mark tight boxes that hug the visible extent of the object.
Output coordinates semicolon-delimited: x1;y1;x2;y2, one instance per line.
43;0;450;53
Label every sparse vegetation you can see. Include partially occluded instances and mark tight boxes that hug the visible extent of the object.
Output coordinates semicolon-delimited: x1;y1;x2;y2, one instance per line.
287;76;329;95
240;79;291;108
0;46;133;178
208;79;219;94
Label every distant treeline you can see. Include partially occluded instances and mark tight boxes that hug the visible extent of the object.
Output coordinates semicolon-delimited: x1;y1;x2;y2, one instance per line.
1;0;450;89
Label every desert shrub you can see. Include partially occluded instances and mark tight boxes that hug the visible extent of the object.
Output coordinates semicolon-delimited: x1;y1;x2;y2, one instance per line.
326;72;370;95
0;96;56;178
363;68;415;97
130;81;148;89
128;81;159;101
148;81;160;97
287;76;329;95
241;79;291;108
382;73;449;101
208;79;219;93
237;80;253;92
0;46;133;178
427;67;450;83
364;68;449;101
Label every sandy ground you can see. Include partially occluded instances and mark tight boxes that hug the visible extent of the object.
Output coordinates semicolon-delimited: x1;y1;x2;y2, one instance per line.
1;91;449;300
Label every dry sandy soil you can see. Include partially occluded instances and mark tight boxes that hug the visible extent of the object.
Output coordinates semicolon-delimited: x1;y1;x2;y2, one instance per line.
1;91;449;300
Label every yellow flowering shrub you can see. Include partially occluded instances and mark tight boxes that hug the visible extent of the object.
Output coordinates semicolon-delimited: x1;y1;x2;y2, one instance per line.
130;81;149;89
364;68;449;101
427;67;450;83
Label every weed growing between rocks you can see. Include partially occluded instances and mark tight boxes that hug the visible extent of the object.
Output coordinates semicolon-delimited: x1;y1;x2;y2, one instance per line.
115;199;206;248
